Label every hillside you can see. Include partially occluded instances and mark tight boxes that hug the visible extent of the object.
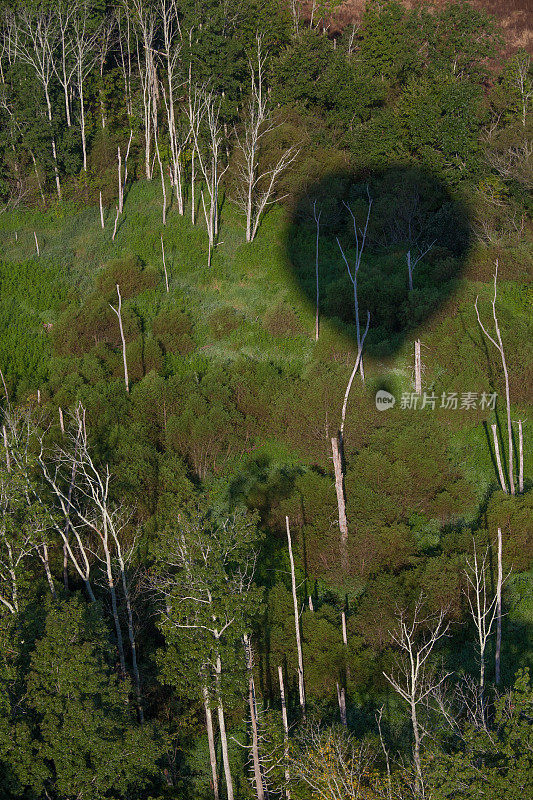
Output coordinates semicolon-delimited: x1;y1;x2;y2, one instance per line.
0;2;531;798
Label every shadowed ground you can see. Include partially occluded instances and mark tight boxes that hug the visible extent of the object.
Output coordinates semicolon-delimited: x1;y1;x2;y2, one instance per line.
286;165;473;357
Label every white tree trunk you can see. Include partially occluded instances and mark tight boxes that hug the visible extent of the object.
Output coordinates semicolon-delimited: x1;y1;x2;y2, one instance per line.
517;419;524;493
191;149;196;225
278;665;291;799
103;540;126;674
112;206;120;241
79;75;87;171
215;654;234;800
116;548;143;722
44;90;62;200
244;634;265;800
495;526;503;685
336;682;347;726
118;147;123;214
161;236;169;292
491;424;508;493
414;339;421;395
110;284;129;393
203;685;220;800
331;436;348;551
341;610;348;646
410;697;423;795
286;516;306;718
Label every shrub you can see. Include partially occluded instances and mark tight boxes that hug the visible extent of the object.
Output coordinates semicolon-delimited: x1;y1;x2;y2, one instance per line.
207;306;243;340
152;308;194;355
53;298;140;356
97;254;158;300
263;302;303;337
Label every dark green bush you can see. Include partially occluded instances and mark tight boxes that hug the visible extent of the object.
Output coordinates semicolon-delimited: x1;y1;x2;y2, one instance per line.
97;254;158;300
152;307;194;355
263;302;303;337
207;306;242;340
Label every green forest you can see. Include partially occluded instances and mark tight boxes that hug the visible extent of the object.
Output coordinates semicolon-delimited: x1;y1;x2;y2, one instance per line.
0;0;531;797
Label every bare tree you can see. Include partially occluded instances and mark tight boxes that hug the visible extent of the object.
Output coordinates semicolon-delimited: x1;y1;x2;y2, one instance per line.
288;723;377;800
330;309;370;559
406;240;435;292
512;50;532;129
191;89;228;266
116;5;133;119
158;0;187;215
96;14;113;129
234;36;298;243
475;262;515;495
383;600;450;796
72;4;100;172
131;0;157;180
3;407;87;601
336;194;372;381
0;466;34;614
150;511;259;800
244;633;266;800
9;7;62;198
464;540;509;695
39;405;144;718
489;140;533;191
110;284;130;393
56;1;77;129
340;311;371;441
186;77;202;226
153;90;168;225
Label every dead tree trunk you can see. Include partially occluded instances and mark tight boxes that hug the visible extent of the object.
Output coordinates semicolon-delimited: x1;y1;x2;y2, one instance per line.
491;424;508;493
115;547;143;721
495;526;503;685
244;634;265;800
517;419;524;493
161;236;169;292
414;339;422;395
278;665;291;799
112;206;119;240
286;516;306;718
341;609;348;647
203;684;220;800
118;147;123;214
99;191;105;229
336;682;347;726
475;263;515;495
110;284;129;393
331;436;348;552
314;201;321;341
214;653;234;800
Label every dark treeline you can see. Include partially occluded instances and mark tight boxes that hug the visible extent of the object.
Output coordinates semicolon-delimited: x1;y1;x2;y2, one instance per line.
0;1;532;799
